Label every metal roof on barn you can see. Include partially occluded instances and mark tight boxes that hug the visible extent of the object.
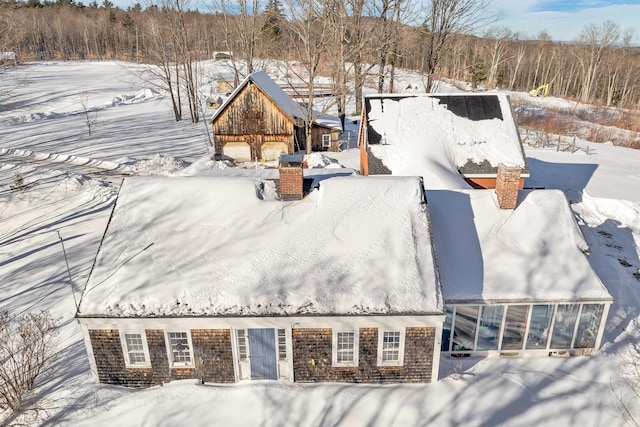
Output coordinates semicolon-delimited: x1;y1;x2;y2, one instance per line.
210;71;342;131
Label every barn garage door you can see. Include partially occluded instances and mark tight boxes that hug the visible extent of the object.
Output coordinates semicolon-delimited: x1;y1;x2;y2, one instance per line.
223;141;251;162
261;142;288;161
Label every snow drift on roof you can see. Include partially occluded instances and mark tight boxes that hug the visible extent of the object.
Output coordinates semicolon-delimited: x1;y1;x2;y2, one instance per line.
79;175;442;317
366;94;525;188
427;189;611;302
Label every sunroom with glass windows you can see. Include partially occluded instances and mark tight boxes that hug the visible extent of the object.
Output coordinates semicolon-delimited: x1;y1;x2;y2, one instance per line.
441;301;609;357
427;189;614;359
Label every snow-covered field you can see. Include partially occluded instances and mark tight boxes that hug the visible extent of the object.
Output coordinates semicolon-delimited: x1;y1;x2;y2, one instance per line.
1;61;639;426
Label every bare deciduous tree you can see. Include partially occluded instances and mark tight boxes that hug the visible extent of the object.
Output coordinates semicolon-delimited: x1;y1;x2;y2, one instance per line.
211;0;266;81
484;26;511;88
572;20;620;103
612;343;640;427
283;0;333;153
0;311;58;420
419;0;494;92
79;94;98;136
143;6;183;121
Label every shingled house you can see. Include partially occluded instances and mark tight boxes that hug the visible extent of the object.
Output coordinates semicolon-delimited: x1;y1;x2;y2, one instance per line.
210;71;342;163
77;161;444;387
78;87;612;387
358;93;530;189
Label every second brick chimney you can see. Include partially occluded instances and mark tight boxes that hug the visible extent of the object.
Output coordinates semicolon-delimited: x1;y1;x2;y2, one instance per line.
278;154;304;201
495;164;521;209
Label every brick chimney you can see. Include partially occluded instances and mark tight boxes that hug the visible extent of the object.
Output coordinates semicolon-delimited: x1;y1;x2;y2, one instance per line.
495;164;521;209
278;154;304;200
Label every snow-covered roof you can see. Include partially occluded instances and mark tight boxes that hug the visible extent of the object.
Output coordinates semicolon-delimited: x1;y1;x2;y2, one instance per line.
363;93;529;188
426;189;612;303
314;113;343;131
209;71;306;125
210;71;342;130
79;175;443;317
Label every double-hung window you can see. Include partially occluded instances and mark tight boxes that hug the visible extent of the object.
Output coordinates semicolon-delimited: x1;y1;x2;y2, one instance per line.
378;329;405;366
332;330;358;367
277;329;287;360
167;331;193;367
236;329;248;361
120;331;151;368
322;134;331;148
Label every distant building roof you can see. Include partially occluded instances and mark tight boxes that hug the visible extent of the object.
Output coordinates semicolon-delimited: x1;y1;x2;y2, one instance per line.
79;175;443;317
427;188;612;303
362;93;529;187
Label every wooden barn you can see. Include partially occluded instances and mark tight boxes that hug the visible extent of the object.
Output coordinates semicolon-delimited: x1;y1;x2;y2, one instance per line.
210;71;342;163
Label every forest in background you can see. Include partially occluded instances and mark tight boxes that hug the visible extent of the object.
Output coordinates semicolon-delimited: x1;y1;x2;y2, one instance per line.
1;0;639;119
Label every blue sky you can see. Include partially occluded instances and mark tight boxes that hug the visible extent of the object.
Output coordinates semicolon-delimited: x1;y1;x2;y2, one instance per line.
493;0;640;40
530;0;640;12
109;0;640;43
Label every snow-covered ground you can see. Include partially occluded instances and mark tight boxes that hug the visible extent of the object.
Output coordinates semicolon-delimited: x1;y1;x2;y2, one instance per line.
1;61;640;426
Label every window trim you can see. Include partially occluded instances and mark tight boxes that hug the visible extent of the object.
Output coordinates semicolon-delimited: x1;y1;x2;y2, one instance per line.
165;330;195;368
377;329;405;366
332;329;359;367
236;328;249;361
322;134;331;148
277;328;287;361
120;330;151;369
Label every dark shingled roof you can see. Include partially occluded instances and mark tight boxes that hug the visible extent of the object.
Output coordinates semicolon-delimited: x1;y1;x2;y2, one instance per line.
363;93;529;177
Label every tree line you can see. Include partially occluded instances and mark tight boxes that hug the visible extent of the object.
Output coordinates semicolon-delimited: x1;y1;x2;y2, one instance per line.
1;0;639;114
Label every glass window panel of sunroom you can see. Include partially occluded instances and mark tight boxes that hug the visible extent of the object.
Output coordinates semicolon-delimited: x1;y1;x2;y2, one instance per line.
501;305;529;351
550;304;580;349
452;306;479;351
526;304;553;349
441;306;454;352
573;304;604;349
476;305;505;351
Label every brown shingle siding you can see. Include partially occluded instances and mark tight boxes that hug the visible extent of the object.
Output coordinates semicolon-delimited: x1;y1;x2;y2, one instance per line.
292;327;436;383
88;328;235;387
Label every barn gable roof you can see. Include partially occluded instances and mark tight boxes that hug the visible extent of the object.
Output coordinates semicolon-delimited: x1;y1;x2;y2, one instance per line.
210;71;342;131
210;71;306;125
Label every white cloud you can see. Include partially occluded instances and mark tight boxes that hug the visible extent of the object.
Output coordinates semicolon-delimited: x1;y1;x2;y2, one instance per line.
492;3;640;41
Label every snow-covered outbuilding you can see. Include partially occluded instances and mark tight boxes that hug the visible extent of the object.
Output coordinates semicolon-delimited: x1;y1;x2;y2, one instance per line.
358;93;530;189
77;161;444;387
210;71;342;163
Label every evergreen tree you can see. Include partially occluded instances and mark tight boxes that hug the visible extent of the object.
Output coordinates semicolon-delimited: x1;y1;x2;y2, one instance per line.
262;0;285;40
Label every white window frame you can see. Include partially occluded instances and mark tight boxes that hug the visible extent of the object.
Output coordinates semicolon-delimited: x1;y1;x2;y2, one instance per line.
332;330;359;367
236;328;249;361
277;328;287;361
377;329;405;366
165;331;195;368
120;330;151;368
322;134;331;148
